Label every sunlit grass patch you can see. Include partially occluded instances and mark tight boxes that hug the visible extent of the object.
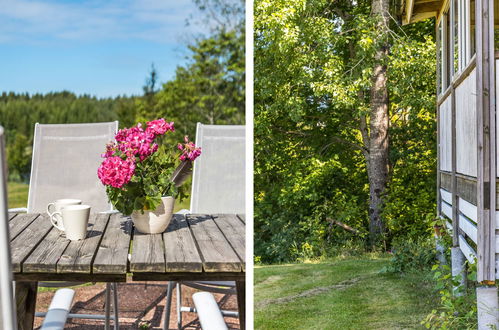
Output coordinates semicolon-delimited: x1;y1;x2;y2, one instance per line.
255;256;437;329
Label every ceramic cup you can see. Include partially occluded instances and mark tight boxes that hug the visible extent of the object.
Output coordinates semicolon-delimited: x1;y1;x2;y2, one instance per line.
47;199;82;230
50;205;90;240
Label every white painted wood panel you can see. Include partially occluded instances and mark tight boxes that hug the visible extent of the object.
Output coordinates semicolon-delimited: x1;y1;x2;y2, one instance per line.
459;235;476;263
496;59;499;176
442;201;453;220
446;220;453;232
439;96;453;172
459;197;477;223
459;214;477;243
440;188;452;204
455;69;477;176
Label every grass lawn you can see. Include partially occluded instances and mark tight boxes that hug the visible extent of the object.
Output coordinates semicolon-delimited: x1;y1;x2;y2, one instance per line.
7;182;28;209
255;256;438;329
7;181;190;212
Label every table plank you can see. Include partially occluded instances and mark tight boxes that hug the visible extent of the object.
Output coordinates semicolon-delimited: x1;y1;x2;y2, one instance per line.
57;213;110;273
163;215;203;272
213;214;245;270
11;214;53;272
237;214;245;224
130;229;165;272
187;214;241;272
8;213;17;221
93;213;132;274
23;226;70;273
9;213;39;241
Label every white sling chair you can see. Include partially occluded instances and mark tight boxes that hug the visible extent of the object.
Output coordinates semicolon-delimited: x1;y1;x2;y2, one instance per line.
8;122;120;329
1;125;75;330
164;123;245;329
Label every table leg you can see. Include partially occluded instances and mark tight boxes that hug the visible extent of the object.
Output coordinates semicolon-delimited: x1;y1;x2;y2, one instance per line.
15;281;38;330
236;280;245;330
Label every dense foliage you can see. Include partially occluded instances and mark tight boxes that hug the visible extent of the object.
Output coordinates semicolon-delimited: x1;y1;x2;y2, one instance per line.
254;0;437;262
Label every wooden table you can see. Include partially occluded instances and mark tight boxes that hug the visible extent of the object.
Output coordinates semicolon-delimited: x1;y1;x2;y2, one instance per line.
8;212;246;330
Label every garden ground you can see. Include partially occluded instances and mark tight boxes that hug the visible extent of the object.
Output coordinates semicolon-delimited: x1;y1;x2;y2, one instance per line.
254;257;438;329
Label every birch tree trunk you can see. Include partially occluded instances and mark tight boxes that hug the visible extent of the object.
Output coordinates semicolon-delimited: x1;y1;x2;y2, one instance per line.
368;0;391;247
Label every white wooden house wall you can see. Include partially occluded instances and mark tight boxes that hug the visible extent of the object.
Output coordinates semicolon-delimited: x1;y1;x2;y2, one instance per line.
456;68;477;176
439;96;453;172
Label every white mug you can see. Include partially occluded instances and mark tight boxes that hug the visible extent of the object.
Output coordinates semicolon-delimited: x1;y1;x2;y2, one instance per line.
50;205;91;240
47;199;82;230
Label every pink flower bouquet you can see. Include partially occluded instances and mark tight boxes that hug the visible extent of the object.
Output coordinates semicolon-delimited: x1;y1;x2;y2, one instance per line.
98;118;201;215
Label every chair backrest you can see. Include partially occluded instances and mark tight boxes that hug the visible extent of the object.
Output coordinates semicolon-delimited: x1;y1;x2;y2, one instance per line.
190;123;245;214
0;126;17;330
27;122;118;213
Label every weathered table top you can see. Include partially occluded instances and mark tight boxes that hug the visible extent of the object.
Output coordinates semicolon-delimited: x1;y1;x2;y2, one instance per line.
8;212;246;282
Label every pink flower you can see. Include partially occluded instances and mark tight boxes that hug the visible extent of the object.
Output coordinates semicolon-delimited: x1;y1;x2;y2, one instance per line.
115;124;158;161
179;136;202;162
188;148;202;161
146;118;174;136
102;142;117;158
97;156;136;188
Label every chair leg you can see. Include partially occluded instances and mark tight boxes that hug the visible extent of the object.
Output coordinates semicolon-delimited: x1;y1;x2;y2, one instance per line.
176;282;182;330
164;281;175;330
113;283;119;330
105;283;111;330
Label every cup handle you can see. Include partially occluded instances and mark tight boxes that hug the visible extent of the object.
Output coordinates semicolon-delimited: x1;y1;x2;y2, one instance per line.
47;202;55;217
50;212;64;231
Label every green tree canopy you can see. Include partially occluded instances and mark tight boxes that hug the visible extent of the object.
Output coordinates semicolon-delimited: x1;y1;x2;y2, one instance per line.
255;0;436;262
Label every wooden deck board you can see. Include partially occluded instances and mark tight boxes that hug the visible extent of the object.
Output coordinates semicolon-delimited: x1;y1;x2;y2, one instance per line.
130;229;165;272
93;213;132;274
187;214;241;272
213;214;246;270
9;213;39;241
162;215;203;272
57;213;110;273
11;214;53;272
23;226;71;273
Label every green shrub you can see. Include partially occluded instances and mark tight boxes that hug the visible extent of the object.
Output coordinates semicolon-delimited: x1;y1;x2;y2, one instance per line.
385;236;437;273
422;263;477;329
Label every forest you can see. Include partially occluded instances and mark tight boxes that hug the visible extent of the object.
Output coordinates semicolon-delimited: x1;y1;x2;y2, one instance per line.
254;0;437;262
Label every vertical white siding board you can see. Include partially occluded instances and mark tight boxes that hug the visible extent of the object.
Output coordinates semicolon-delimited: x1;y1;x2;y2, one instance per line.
496;59;499;174
455;69;477;176
440;97;453;172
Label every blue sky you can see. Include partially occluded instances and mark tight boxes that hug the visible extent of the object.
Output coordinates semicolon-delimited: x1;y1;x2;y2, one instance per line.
0;0;204;98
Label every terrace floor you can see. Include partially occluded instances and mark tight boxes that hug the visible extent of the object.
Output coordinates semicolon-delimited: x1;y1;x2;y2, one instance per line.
33;281;239;329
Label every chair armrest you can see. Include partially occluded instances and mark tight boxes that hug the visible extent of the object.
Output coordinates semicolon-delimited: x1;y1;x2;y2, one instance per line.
40;288;75;330
193;292;228;330
98;209;119;214
8;207;27;213
175;209;190;215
